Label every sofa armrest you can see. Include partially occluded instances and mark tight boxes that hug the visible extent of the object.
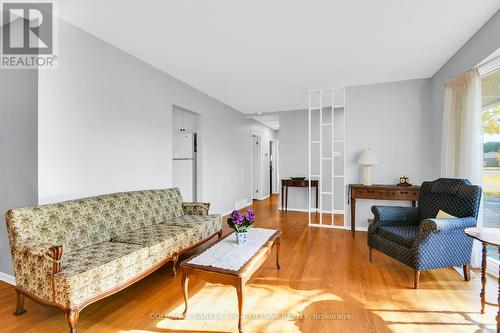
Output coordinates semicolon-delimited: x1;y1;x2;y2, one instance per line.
14;242;63;268
182;202;210;216
371;206;419;226
11;242;63;302
418;217;477;237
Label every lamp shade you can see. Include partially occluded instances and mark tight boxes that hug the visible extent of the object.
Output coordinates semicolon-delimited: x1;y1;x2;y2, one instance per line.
357;148;379;165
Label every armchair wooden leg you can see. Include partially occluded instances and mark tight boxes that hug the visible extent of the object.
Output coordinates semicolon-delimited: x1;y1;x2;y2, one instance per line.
463;264;471;281
369;247;372;262
217;229;223;240
65;308;79;333
13;289;26;316
414;270;420;289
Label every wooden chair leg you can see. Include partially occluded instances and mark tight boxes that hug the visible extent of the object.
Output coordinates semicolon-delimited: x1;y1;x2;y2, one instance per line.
13;289;27;316
65;308;79;333
463;264;471;281
414;270;420;289
217;229;223;239
369;247;372;262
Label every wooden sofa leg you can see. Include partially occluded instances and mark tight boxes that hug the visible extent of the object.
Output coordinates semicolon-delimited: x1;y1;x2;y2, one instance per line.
217;229;223;240
13;289;27;316
414;270;420;289
463;264;471;281
65;308;79;333
368;247;372;262
172;254;179;277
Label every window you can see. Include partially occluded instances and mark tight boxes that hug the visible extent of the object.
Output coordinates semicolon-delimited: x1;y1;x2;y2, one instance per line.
481;66;500;260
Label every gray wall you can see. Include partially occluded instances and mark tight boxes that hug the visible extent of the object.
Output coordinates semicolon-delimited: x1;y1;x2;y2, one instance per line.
39;21;273;213
346;79;435;227
431;9;500;170
279;79;436;228
0;70;38;276
38;20;274;216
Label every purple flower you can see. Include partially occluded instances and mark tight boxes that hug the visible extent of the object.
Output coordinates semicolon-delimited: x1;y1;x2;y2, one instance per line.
245;209;255;223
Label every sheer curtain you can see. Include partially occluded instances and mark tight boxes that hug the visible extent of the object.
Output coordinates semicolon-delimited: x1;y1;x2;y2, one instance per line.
441;68;483;267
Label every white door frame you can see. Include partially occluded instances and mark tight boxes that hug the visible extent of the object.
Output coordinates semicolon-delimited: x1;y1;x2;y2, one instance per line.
250;132;262;200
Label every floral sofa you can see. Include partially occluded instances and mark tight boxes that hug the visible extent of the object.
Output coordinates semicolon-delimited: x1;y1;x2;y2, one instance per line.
6;188;222;333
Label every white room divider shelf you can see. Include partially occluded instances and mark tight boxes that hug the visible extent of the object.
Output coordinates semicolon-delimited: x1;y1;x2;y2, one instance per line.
308;88;346;228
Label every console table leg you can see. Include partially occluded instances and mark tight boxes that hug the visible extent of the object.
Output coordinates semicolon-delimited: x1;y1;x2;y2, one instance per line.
276;237;281;270
281;184;284;210
181;273;189;318
350;198;356;238
481;243;487;314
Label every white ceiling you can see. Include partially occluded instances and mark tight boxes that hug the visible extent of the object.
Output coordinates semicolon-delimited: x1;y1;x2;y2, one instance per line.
57;0;500;114
250;115;280;130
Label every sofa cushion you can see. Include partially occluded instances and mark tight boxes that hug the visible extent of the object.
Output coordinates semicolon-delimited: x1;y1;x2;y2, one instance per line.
112;224;195;260
54;241;150;307
112;215;222;262
377;225;418;247
167;214;222;242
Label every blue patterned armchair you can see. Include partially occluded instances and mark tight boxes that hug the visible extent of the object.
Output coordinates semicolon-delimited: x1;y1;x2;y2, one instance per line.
368;178;482;288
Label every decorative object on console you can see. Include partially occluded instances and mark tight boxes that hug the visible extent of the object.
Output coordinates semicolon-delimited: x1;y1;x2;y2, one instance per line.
397;176;412;186
228;209;256;244
290;176;306;181
357;148;379;185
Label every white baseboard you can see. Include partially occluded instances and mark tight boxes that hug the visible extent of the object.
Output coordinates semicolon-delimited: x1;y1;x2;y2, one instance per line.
0;272;16;286
258;195;270;201
278;207;345;214
272;192;280;194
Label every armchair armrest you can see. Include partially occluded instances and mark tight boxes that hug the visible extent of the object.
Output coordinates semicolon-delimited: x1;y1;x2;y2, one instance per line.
418;217;477;238
182;202;210;216
371;206;419;226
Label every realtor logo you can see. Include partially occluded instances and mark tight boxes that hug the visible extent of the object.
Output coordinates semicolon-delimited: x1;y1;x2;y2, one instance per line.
1;1;57;68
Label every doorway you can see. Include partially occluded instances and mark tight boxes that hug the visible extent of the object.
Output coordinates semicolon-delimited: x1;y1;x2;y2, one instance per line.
251;134;261;200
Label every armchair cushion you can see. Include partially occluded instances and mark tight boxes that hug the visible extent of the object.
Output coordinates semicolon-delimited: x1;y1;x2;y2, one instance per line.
378;226;418;247
371;206;419;226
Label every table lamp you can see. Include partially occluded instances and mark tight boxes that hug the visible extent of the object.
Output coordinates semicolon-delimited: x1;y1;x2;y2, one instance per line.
357;148;379;185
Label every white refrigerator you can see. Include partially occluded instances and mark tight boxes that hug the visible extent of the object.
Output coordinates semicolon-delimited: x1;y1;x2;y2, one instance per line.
173;132;196;201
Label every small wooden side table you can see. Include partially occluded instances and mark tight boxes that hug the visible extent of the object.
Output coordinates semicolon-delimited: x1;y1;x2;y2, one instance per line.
464;227;500;333
281;179;318;211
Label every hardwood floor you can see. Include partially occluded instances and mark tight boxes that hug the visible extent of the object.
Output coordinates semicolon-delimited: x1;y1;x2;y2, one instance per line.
0;194;498;332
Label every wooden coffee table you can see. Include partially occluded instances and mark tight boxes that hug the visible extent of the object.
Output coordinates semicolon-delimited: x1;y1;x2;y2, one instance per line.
180;228;281;333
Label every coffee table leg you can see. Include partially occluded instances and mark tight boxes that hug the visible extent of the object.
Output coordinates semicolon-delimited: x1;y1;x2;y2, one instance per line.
481;243;487;314
236;280;245;333
276;238;281;270
182;273;189;318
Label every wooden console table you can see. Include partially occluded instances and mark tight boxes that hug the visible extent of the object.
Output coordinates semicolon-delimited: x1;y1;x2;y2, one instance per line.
281;179;318;211
349;184;420;238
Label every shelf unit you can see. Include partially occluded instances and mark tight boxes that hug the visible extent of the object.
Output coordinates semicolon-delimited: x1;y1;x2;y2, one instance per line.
308;88;346;228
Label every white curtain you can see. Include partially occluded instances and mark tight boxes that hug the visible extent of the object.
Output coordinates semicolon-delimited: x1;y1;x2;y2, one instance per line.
441;68;483;268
